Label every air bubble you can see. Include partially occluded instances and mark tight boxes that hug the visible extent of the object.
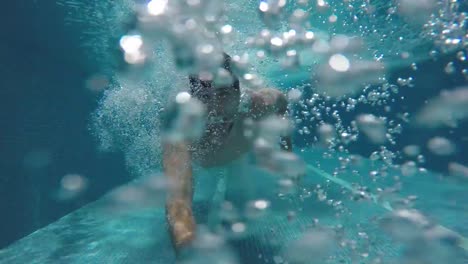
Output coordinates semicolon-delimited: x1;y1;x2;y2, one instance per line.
416;87;468;128
56;174;88;201
401;161;418;177
270;151;306;179
403;145;421;157
444;62;456;75
287;88;302;102
317;123;335;145
448;162;468;181
356;114;387;144
427;137;456;156
315;57;385;98
162;93;206;143
120;34;146;64
258;0;288;28
396;0;437;25
245;199;271;219
283;228;336;264
147;0;169;16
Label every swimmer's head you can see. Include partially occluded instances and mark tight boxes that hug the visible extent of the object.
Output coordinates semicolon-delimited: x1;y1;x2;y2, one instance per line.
189;53;240;119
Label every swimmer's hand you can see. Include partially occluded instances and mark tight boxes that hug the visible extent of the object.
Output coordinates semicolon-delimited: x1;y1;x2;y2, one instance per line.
167;200;196;251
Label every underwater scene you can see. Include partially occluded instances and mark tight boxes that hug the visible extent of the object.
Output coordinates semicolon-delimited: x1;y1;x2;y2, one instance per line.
1;0;468;263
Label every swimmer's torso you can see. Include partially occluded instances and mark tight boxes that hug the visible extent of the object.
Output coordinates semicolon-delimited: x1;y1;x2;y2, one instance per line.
188;53;252;168
190;114;252;167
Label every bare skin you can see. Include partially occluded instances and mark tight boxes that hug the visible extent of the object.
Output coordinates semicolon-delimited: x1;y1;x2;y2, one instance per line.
163;87;292;252
163;141;196;249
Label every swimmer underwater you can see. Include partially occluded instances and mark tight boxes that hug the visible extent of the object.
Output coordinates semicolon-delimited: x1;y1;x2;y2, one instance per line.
163;53;293;256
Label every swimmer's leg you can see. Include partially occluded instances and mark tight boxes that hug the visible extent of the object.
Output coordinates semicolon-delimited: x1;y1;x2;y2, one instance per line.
249;88;293;151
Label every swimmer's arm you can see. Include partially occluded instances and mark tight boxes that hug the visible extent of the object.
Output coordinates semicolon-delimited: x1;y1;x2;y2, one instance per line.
163;141;196;251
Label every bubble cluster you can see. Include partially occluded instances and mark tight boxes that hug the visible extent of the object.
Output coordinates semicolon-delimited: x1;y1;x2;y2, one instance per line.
92;54;187;174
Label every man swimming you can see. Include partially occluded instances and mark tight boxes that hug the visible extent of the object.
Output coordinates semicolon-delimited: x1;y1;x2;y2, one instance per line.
163;53;292;253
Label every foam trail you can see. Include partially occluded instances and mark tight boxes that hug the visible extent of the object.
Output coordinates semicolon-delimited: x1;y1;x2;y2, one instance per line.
92;42;189;175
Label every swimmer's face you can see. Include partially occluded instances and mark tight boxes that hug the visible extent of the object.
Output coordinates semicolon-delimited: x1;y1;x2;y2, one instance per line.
189;53;240;119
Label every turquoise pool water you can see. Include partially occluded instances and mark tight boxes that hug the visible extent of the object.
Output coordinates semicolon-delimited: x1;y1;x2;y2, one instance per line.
0;148;466;263
1;0;468;263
